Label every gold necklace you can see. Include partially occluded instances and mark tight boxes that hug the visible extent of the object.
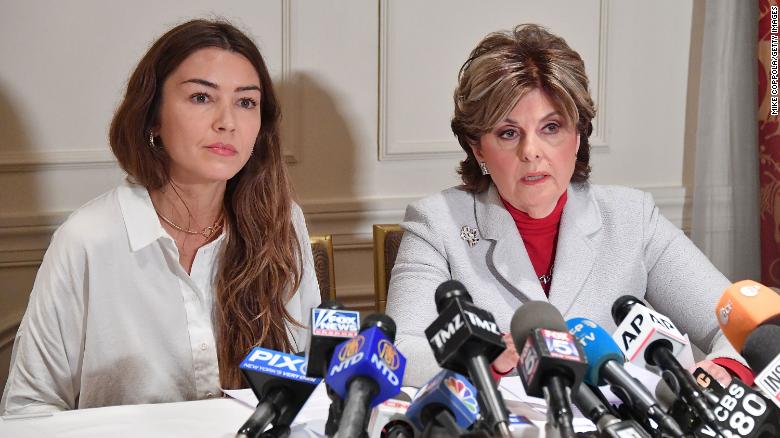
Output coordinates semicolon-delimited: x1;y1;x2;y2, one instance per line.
156;210;224;239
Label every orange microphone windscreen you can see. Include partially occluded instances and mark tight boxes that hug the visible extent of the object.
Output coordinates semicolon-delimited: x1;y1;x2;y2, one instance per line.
716;280;780;352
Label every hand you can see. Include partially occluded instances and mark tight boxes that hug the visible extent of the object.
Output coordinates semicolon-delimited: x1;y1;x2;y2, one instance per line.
491;333;519;375
690;359;732;387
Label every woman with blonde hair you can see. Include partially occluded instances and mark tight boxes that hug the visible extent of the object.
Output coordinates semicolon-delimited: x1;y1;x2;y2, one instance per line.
387;24;750;387
1;19;320;414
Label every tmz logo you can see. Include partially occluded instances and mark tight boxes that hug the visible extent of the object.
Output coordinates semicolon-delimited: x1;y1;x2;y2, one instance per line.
312;308;360;337
240;347;318;383
429;310;500;350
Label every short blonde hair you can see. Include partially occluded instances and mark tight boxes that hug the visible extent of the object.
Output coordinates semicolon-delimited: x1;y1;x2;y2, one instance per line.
451;24;596;192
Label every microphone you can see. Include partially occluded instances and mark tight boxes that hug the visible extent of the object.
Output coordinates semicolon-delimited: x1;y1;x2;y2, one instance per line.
511;301;587;438
304;301;360;436
694;376;780;438
743;325;780;408
715;280;780;352
237;347;321;438
405;369;480;435
423;280;510;438
327;313;407;438
610;296;721;434
566;317;685;438
572;384;651;438
367;392;416;438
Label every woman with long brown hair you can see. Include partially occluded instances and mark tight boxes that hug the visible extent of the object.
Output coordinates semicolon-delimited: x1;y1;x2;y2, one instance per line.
1;19;320;414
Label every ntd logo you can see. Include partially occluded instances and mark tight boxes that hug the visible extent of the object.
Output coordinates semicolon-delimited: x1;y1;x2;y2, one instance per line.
377;339;401;370
330;336;365;375
312;308;359;337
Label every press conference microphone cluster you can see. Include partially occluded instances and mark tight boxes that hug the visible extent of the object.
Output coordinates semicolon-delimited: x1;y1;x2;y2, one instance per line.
326;313;407;438
610;295;721;434
304;301;361;436
237;347;321;438
511;301;587;438
424;280;511;438
566;317;685;438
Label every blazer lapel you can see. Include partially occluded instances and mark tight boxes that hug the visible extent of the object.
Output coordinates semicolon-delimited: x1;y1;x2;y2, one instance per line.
549;184;601;315
475;185;548;302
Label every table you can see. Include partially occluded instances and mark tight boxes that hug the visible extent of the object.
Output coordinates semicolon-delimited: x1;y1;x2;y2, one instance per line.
0;377;609;438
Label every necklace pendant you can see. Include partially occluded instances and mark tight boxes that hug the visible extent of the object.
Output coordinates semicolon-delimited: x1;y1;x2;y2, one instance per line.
201;226;215;239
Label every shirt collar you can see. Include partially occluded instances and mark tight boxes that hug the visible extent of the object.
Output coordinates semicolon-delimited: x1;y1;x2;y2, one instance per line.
117;178;169;252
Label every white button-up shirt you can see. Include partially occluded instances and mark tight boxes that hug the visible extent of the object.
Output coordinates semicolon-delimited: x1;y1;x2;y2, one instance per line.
1;180;321;414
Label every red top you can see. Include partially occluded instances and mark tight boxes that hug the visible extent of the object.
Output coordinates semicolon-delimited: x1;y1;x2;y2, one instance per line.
500;191;568;296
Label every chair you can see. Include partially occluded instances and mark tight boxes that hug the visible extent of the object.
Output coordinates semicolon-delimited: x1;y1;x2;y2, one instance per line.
310;235;336;303
372;224;404;313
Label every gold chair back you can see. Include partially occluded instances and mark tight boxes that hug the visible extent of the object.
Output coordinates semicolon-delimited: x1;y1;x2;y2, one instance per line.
310;235;336;303
372;224;404;313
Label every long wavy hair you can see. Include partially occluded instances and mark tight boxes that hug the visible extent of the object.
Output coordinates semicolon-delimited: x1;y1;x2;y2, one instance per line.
109;19;302;389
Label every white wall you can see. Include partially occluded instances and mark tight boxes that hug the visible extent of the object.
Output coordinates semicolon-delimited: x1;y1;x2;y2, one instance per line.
0;0;696;389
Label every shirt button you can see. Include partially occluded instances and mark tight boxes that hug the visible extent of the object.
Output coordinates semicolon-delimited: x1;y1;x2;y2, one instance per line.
200;343;207;351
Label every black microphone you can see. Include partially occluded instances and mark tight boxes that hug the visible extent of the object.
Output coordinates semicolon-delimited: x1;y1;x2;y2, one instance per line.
566;317;684;438
326;313;407;438
513;302;586;438
304;301;360;437
572;384;651;438
237;348;321;438
423;280;510;438
743;324;780;407
611;295;722;435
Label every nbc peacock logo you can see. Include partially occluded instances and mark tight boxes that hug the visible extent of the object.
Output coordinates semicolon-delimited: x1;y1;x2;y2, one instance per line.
444;376;478;414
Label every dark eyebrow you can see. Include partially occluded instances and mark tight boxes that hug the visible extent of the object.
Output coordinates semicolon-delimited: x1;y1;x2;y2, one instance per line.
503;111;560;125
181;79;261;93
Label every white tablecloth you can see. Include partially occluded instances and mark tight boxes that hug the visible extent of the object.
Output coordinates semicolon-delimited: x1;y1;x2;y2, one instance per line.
1;373;651;438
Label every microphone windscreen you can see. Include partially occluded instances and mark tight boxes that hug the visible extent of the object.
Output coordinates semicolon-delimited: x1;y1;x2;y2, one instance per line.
716;280;780;351
566;318;625;386
742;324;780;373
611;295;645;325
361;313;397;342
510;301;567;347
434;280;473;311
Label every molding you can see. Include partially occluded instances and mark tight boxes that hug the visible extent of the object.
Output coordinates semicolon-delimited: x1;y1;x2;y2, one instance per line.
0;186;690;256
377;0;611;161
590;0;610;151
0;149;118;173
279;0;299;164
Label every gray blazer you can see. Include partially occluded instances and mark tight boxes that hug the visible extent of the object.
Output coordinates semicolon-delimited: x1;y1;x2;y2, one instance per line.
385;183;741;386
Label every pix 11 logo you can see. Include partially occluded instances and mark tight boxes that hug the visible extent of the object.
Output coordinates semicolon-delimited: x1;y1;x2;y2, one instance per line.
444;376;478;414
